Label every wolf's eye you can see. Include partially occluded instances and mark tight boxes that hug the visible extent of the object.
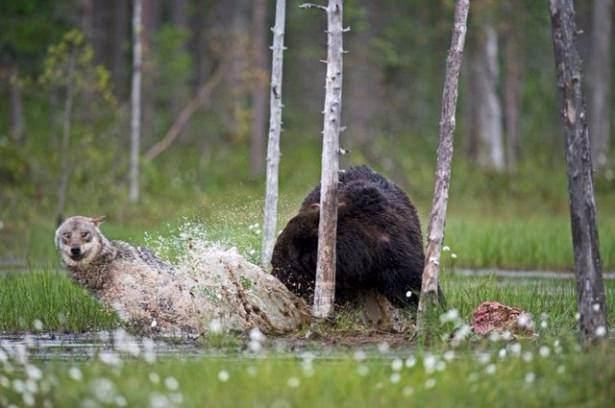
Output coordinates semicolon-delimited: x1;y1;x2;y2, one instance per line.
62;232;71;239
81;231;91;241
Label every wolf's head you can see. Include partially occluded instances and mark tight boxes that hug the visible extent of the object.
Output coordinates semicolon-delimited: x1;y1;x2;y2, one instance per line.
55;216;108;267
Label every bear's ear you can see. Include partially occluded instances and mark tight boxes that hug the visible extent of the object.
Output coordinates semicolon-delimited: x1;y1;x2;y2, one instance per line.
309;203;320;211
90;216;106;226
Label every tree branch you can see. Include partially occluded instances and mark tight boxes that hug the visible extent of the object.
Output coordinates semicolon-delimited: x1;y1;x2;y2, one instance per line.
144;63;224;161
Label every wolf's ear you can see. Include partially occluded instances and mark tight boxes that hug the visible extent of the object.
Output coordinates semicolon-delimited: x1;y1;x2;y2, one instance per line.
90;216;106;226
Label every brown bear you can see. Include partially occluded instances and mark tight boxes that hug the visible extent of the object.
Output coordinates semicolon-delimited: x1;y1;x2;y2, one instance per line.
271;165;426;307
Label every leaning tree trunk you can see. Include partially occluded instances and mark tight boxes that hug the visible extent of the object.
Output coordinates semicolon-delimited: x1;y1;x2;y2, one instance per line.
587;0;612;170
300;0;345;319
261;0;287;270
549;0;608;344
417;0;469;329
129;0;143;203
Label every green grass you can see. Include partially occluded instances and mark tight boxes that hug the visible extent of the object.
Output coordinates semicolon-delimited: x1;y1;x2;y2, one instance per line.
1;335;613;406
445;216;615;271
0;270;118;333
1;272;613;406
1;269;613;337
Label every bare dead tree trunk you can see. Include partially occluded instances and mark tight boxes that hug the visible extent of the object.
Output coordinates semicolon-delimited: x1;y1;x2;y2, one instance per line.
55;50;77;224
261;0;287;270
587;0;612;170
301;0;345;319
9;66;25;144
549;0;608;344
250;0;268;177
417;0;469;328
144;64;223;161
476;23;505;172
129;0;143;203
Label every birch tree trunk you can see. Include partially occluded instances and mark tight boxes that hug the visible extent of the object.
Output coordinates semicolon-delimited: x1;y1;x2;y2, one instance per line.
129;0;143;203
304;0;345;319
417;0;469;328
587;0;612;170
55;50;77;224
503;8;524;172
549;0;608;344
250;0;268;177
476;24;505;172
261;0;287;270
9;66;25;144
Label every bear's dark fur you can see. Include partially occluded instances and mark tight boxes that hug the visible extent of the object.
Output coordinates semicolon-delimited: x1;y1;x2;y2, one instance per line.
271;165;425;307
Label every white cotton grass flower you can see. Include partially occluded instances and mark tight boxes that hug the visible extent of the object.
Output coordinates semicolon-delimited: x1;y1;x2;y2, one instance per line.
357;365;369;376
150;393;170;408
68;367;83;381
443;350;455;362
440;309;460;324
391;358;403;371
377;342;390;354
90;378;116;404
498;348;507;359
208;319;223;334
32;320;44;331
423;354;438;374
595;326;606;337
517;313;534;330
25;365;42;381
115;396;127;407
164;377;179;391
485;364;496;375
525;372;536;384
169;393;183;405
477;352;491;365
522;351;533;363
510;342;522;355
142;338;157;364
540;320;548;329
402;386;414;396
354;349;366;361
99;351;122;367
390;373;401;384
405;355;417;368
405;291;413;298
149;372;160;384
557;365;566;374
451;253;458;259
425;378;437;389
217;370;230;382
539;346;550;358
592;303;600;312
442;245;450;252
287;377;300;388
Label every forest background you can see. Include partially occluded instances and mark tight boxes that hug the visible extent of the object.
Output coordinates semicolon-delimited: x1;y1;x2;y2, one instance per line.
1;0;614;270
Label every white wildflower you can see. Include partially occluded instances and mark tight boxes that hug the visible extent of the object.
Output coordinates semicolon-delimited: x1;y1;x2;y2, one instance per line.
164;377;179;391
539;346;550;358
391;358;403;371
287;377;300;388
485;364;496;375
390;373;401;384
425;378;436;389
405;356;417;367
357;365;369;376
209;319;223;334
595;326;606;337
525;372;536;384
217;370;230;382
68;367;82;381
